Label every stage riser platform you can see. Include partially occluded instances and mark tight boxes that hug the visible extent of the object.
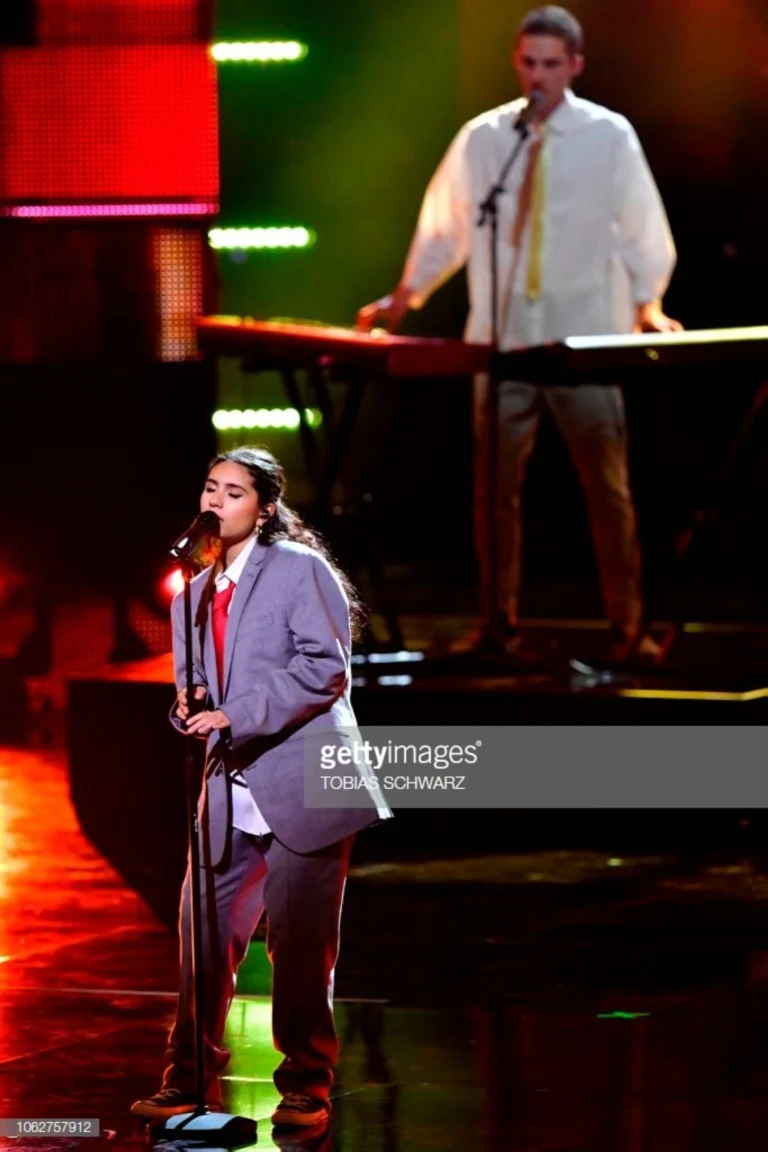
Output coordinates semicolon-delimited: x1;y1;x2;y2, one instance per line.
67;674;768;928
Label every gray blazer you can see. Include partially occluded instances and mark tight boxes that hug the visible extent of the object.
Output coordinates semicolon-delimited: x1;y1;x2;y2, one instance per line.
171;538;391;865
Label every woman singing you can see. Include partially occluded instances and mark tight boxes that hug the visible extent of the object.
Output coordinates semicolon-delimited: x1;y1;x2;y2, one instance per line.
131;446;391;1131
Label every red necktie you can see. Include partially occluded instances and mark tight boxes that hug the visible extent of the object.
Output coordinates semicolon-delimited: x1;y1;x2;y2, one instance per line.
212;579;236;696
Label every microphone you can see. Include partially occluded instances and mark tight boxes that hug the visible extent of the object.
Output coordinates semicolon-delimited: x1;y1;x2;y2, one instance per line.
514;89;546;135
169;510;220;561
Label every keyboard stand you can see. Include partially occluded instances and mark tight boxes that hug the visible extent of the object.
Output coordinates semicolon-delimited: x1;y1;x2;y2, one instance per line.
241;349;405;651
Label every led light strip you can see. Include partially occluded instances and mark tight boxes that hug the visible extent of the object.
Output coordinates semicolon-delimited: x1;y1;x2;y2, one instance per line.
211;41;308;62
2;202;219;219
213;408;322;431
208;226;314;250
618;686;768;702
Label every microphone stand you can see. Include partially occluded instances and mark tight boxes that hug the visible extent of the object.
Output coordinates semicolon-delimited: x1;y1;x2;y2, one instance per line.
476;114;532;650
155;545;257;1146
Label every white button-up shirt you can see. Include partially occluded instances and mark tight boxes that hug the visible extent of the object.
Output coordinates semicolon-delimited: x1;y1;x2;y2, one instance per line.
215;536;271;836
403;88;677;350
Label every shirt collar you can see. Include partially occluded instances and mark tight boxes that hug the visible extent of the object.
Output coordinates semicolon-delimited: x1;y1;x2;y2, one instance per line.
542;87;581;135
215;534;258;591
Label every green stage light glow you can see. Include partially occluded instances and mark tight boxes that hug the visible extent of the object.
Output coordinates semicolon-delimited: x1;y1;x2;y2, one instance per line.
597;1011;651;1020
211;41;308;63
213;408;321;431
208;226;314;250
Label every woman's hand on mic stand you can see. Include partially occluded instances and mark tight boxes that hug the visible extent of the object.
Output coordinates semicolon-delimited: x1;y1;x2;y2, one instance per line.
177;685;224;739
185;708;232;737
177;687;231;738
176;684;208;723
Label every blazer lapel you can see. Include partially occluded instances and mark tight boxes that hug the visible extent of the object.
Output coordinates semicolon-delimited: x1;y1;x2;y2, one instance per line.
221;539;269;700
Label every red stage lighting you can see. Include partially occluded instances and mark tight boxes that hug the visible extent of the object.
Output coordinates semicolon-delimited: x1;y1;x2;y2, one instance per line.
36;0;201;46
162;567;185;601
0;45;218;204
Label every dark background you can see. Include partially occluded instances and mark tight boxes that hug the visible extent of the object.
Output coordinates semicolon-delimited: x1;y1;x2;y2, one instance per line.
1;0;767;620
212;0;768;622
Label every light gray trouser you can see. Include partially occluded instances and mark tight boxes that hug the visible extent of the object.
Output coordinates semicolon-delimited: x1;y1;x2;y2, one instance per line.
162;827;354;1103
473;377;643;634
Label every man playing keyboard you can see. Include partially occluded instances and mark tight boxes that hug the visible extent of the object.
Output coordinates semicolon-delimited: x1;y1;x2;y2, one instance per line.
357;5;681;664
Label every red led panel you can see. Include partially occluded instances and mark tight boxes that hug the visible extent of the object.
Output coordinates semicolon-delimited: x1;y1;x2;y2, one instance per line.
37;0;202;45
0;45;218;202
151;228;205;361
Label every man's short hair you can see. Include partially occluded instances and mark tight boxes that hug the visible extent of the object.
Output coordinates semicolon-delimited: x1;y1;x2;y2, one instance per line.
517;6;584;55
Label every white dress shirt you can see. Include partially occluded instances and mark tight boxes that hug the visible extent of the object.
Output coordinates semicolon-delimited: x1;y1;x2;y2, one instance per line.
403;88;677;350
215;535;271;836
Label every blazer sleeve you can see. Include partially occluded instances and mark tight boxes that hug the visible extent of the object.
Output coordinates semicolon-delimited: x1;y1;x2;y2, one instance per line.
223;551;350;747
168;585;210;734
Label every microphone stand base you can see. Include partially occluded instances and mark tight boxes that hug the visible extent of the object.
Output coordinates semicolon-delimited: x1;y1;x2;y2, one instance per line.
153;1109;257;1145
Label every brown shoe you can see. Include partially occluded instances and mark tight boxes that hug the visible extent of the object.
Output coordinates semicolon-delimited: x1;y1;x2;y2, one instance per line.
271;1093;330;1128
130;1088;203;1119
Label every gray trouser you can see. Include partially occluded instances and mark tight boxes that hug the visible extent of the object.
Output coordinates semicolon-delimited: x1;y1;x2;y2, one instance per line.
473;377;643;633
162;827;354;1102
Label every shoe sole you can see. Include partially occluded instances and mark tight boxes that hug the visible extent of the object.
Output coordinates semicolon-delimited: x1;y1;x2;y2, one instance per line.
271;1110;329;1128
130;1104;198;1119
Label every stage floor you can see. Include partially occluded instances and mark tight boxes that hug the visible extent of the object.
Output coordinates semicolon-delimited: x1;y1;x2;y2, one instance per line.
4;748;768;1150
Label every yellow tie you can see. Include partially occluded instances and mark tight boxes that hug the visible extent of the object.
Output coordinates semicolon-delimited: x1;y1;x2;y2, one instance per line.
525;124;547;301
